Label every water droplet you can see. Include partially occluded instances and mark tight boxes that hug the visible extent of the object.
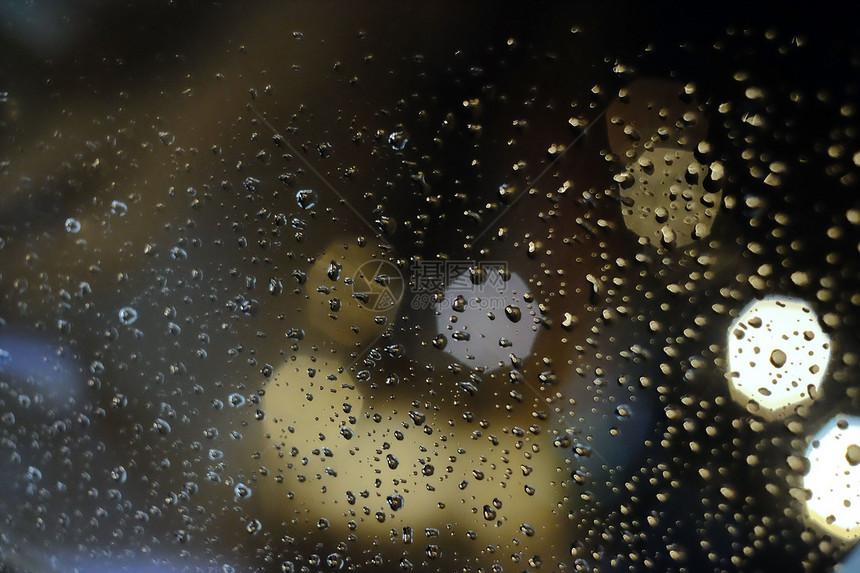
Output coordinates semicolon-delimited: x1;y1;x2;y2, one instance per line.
387;494;404;510
498;183;517;202
110;200;128;216
504;305;522;322
562;312;577;330
384;344;405;358
246;519;262;535
110;466;127;483
234;483;253;499
118;306;138;325
483;505;497;520
574;443;592;457
286;328;306;341
846;444;860;466
295;189;318;209
375;215;396;235
327;260;343;281
386;454;399;470
769;349;787;368
269;278;284;294
153;418;172;434
65;218;81;233
615;404;632;419
660;225;677;246
388;131;409;150
326;553;344;569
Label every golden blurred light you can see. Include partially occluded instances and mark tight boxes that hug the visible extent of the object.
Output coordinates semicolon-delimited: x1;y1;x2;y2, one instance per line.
804;415;860;540
258;256;572;560
260;354;574;561
727;297;831;418
618;147;722;247
301;239;403;347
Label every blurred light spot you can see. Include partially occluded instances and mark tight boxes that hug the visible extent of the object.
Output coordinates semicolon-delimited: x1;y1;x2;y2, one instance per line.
434;268;536;372
804;415;860;540
727;297;830;418
0;333;81;401
618;147;721;247
304;240;401;347
260;353;569;551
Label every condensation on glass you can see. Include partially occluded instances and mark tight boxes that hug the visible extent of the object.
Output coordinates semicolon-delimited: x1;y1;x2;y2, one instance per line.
0;3;857;573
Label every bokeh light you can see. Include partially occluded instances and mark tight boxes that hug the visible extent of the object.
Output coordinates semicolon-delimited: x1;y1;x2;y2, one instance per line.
726;297;831;418
804;415;860;540
618;147;722;247
433;268;537;372
260;353;575;561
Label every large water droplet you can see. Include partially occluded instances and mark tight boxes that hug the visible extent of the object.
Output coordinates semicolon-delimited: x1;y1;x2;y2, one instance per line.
65;218;81;233
110;466;128;483
846;444;860;466
119;306;138;325
387;494;404;510
769;348;787;368
110;200;128;216
388;131;408;150
483;505;497;520
295;189;318;209
153;418;172;434
504;305;522;322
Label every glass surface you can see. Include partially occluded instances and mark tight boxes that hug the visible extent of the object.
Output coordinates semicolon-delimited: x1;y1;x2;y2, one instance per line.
0;3;858;572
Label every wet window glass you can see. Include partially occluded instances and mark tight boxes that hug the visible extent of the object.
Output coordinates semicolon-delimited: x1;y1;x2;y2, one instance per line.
1;3;858;572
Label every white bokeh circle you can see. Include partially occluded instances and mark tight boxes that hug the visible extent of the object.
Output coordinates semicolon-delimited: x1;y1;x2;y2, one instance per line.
804;415;860;540
433;268;536;372
727;297;831;418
